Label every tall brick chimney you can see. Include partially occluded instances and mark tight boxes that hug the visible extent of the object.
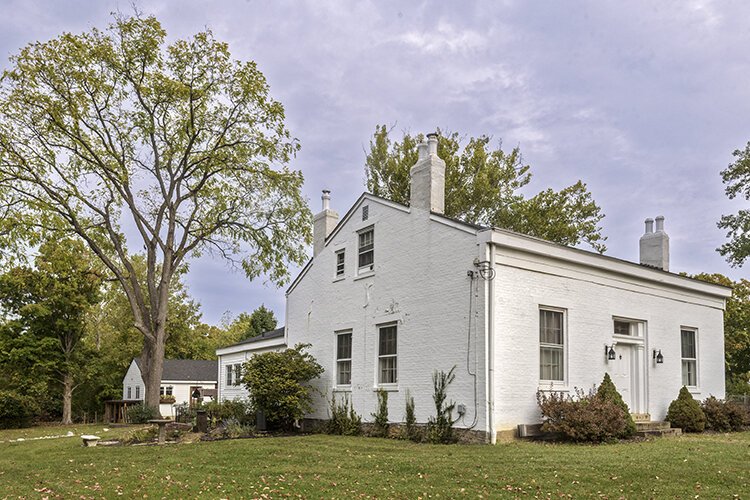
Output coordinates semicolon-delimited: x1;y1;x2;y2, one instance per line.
639;215;670;271
409;132;445;214
313;190;339;257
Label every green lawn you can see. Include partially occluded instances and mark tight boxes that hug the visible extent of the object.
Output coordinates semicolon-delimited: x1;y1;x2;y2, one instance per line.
1;426;749;498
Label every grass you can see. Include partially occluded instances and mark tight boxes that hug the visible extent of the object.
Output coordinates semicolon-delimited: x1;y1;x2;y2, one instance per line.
1;425;749;498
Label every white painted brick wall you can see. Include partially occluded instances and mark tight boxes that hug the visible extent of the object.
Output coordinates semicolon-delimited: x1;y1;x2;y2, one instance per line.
492;246;726;431
286;198;488;432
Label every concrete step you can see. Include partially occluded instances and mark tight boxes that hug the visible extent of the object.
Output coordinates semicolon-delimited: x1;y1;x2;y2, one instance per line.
636;427;682;438
632;413;651;422
635;421;671;431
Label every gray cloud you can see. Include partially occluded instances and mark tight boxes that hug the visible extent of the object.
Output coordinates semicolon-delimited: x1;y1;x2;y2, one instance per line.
2;0;747;324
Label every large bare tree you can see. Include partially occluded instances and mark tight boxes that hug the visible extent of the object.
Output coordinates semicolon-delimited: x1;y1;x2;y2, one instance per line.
0;15;311;412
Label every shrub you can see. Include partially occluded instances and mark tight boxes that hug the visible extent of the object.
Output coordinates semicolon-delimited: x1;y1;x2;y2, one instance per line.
537;388;630;443
203;399;252;426
596;373;636;437
0;390;37;429
223;418;254;438
426;366;457;444
326;395;362;435
127;403;159;424
701;396;749;432
403;390;421;442
370;389;389;437
666;387;706;433
159;395;176;404
122;426;157;444
242;343;324;430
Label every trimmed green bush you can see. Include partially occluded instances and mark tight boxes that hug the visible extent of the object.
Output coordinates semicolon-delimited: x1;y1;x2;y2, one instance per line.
596;373;636;437
666;387;706;433
537;388;630;443
0;390;37;429
127;403;159;424
701;396;749;432
242;343;324;430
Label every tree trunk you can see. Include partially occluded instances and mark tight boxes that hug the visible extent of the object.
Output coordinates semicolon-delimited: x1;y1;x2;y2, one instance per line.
61;372;73;425
139;327;167;417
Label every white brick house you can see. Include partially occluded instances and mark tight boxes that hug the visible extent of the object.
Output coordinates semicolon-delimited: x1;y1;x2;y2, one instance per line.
220;133;731;442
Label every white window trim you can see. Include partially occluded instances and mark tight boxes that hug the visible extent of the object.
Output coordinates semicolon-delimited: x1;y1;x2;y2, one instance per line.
376;322;398;388
127;386;132;399
357;226;375;275
680;327;699;389
538;306;567;388
335;249;346;280
335;330;353;389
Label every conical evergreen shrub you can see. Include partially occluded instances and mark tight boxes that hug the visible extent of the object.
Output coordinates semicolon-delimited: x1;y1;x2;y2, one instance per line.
666;386;706;432
596;373;637;437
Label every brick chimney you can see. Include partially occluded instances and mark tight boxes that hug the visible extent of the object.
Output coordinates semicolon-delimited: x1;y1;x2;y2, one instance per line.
313;190;339;257
639;215;669;271
409;132;445;214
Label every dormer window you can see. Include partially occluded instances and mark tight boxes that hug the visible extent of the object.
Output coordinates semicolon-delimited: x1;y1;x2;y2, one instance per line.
358;227;374;272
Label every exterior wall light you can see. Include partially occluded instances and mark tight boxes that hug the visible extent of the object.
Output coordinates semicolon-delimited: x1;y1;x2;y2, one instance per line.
653;349;664;364
605;344;616;361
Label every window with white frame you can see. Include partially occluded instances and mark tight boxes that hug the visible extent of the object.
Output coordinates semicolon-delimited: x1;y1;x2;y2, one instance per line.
358;227;374;272
166;386;173;396
233;363;243;386
614;320;632;336
127;386;132;399
681;329;698;387
160;386;165;396
539;308;565;382
378;324;397;385
335;249;345;277
225;364;233;386
135;385;141;399
336;331;352;386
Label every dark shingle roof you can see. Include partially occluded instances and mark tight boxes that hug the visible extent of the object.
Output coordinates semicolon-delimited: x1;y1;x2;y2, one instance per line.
134;358;217;382
220;326;285;349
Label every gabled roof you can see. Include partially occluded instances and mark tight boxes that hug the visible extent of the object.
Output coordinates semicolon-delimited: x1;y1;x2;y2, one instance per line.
134;358;217;382
286;192;482;295
219;326;285;349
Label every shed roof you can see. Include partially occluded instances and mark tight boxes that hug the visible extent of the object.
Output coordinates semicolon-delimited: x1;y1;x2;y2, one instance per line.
134;358;217;382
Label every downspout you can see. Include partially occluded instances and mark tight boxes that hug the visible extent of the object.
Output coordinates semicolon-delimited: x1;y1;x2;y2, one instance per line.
487;241;496;444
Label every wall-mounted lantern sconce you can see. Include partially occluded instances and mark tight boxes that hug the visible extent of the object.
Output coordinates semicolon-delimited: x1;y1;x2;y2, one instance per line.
605;344;616;361
653;349;664;364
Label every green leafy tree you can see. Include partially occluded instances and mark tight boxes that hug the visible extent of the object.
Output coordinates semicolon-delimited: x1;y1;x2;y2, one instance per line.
693;273;750;393
0;14;311;411
241;343;324;430
0;239;101;424
718;141;750;266
365;126;606;252
229;304;278;340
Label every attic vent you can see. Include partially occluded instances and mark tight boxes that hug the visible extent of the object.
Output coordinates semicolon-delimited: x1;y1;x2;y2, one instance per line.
362;205;369;221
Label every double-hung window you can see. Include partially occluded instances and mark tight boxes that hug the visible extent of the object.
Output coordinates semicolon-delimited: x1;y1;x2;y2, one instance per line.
358;228;374;272
378;324;397;385
539;308;565;382
335;250;345;278
681;329;698;387
233;363;242;386
135;386;141;399
226;364;233;386
336;331;352;386
127;386;132;399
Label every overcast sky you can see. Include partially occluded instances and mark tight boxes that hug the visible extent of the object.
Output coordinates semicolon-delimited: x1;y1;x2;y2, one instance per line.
1;0;748;325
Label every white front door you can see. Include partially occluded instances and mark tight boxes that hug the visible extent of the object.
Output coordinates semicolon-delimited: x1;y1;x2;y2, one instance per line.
612;344;633;411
